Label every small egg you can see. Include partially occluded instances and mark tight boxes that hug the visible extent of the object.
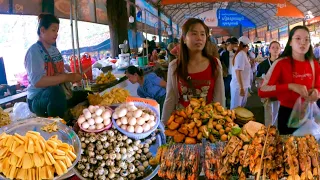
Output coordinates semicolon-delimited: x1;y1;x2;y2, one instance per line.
88;106;95;113
142;123;151;132
127;102;135;106
133;109;143;118
118;108;128;118
142;113;150;121
102;111;112;119
128;117;137;126
94;105;100;110
77;116;86;124
81;122;90;129
149;115;155;121
95;108;103;116
134;125;143;133
116;119;122;126
121;124;128;130
103;118;111;126
94;116;103;124
136;117;145;126
148;120;156;128
100;106;106;111
88;125;96;130
87;118;95;126
112;112;119;119
96;123;104;130
84;111;92;119
127;125;135;133
127;105;138;112
91;113;96;119
83;108;89;113
121;117;128;125
126;111;133;118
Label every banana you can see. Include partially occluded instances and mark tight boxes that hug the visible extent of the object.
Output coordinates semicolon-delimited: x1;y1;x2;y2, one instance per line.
54;149;66;156
2;158;10;177
36;167;41;180
45;151;56;165
14;133;26;144
39;139;46;152
67;150;77;161
8;165;17;179
58;143;70;152
22;153;34;169
13;144;25;158
5;136;14;147
47;165;54;179
64;156;72;168
0;147;9;158
26;131;40;139
40;166;47;179
16;156;23;168
16;169;27;179
27;138;35;153
49;135;58;141
33;153;44;167
34;140;43;154
8;154;19;165
54;160;64;176
58;160;67;173
53;155;66;160
45;140;57;153
9;141;19;152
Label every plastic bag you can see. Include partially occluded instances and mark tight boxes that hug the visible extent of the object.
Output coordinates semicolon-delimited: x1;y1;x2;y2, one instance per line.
288;97;310;128
293;120;320;140
12;102;36;121
92;68;103;80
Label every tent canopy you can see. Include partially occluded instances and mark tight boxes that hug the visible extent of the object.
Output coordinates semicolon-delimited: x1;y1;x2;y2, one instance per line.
148;0;320;31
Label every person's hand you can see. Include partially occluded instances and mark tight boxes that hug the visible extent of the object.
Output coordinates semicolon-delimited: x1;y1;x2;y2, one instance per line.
66;73;82;83
289;83;308;98
240;88;245;97
307;89;319;102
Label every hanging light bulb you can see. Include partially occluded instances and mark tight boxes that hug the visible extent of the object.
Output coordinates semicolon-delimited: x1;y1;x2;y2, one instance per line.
129;16;134;23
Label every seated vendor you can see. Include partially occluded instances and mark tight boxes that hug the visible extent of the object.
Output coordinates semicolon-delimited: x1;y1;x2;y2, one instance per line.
125;66;166;113
25;13;83;118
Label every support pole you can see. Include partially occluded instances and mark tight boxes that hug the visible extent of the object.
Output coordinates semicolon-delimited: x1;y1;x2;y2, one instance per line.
70;0;76;75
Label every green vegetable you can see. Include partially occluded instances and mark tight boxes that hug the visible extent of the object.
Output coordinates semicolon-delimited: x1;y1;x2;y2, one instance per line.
231;126;242;136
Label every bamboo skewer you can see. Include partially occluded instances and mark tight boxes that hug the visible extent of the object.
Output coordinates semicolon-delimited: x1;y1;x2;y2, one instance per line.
256;126;271;180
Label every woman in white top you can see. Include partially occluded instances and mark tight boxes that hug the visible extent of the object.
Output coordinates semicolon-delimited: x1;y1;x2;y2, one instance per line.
230;36;252;109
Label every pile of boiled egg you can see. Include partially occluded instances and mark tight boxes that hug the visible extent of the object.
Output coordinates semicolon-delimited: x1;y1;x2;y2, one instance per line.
112;102;157;133
77;105;112;130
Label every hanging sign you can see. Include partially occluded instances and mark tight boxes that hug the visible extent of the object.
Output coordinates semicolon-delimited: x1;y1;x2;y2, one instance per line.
279;26;288;38
192;9;255;28
136;0;158;28
306;16;320;26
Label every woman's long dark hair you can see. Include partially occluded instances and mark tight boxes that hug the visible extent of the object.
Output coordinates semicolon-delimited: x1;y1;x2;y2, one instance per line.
232;42;248;66
37;13;60;36
176;18;218;81
280;25;314;61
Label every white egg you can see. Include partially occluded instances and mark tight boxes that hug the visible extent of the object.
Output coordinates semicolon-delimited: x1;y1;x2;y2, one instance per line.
128;117;137;126
127;125;135;133
94;105;100;110
133;109;143;118
127;102;135;106
87;118;95;126
81;122;90;129
134;125;143;133
92;113;97;119
94;116;103;124
121;117;128;125
126;111;133;118
102;111;112;120
88;105;95;113
96;123;104;130
88;125;96;130
112;112;119;119
84;111;92;119
148;120;156;128
100;106;106;111
95;108;103;116
149;115;155;121
119;104;127;109
142;123;151;132
83;108;89;114
121;124;128;130
136;117;145;126
142;113;150;121
118;108;128;118
103;118;111;126
116;119;122;126
128;105;138;112
77;116;86;124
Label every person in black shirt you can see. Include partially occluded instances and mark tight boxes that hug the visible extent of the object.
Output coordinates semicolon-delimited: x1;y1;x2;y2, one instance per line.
218;41;226;54
220;37;239;107
256;41;281;127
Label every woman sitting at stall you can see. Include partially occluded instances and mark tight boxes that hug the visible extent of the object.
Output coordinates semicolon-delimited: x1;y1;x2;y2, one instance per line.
259;26;320;135
125;66;166;113
25;13;83;118
161;18;225;124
